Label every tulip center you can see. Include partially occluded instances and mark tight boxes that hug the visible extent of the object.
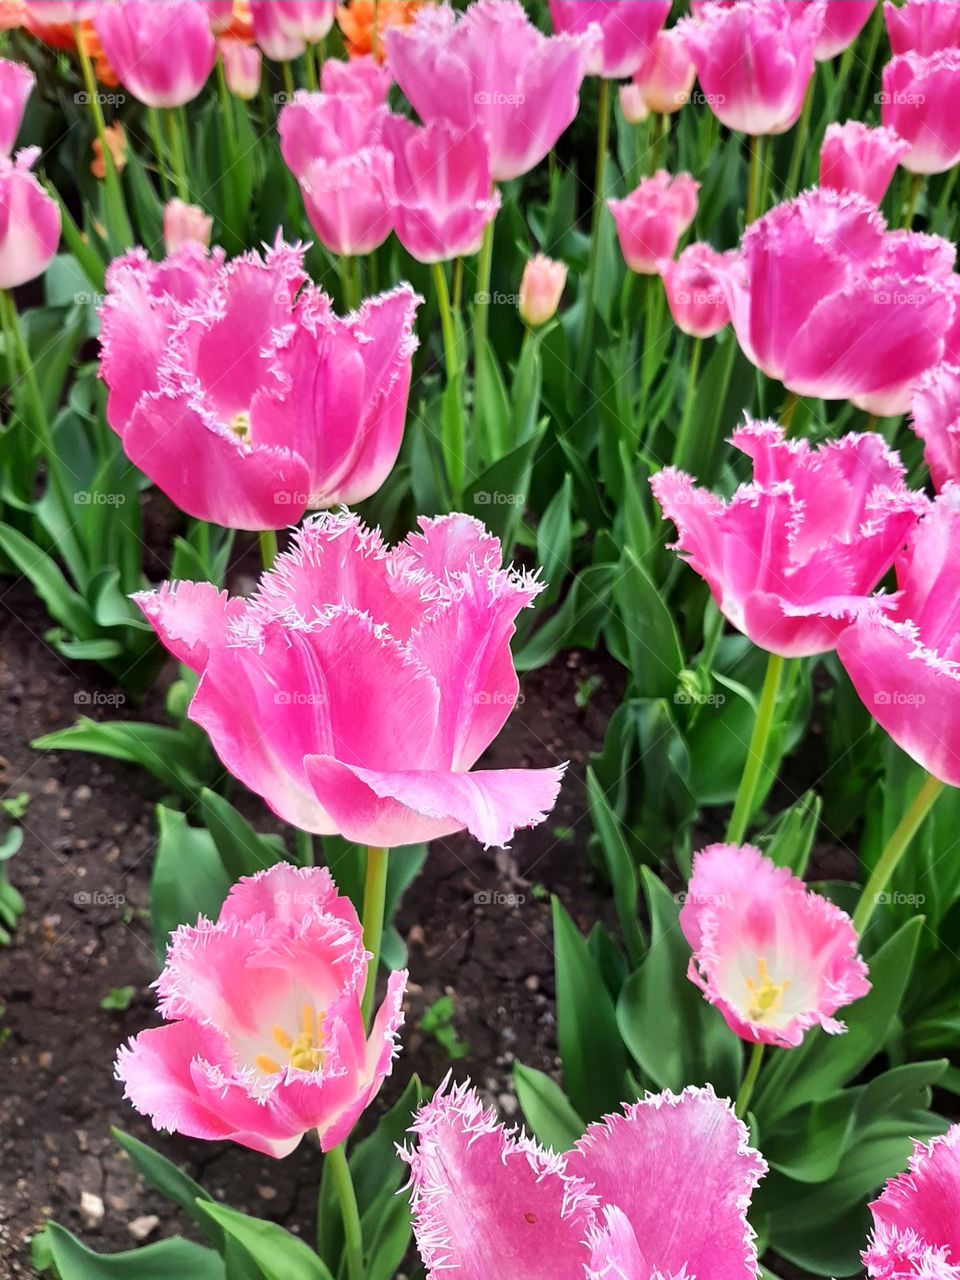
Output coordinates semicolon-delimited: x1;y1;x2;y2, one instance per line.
744;957;791;1024
229;410;251;440
255;1004;325;1075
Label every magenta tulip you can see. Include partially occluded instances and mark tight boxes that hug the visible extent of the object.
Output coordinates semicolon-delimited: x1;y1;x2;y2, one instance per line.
162;197;212;253
652;421;926;658
881;50;960;174
864;1124;960;1279
98;239;421;528
839;487;960;787
678;0;821;135
249;0;305;60
608;170;699;275
814;0;876;60
911;362;960;490
0;149;60;290
116;863;406;1157
549;0;671;79
661;242;735;339
819;120;910;205
384;0;597;182
380;115;499;264
0;60;33;159
94;0;217;109
321;54;391;108
272;0;336;43
724;188;955;415
885;0;960;55
404;1077;766;1280
136;511;566;847
628;28;696;116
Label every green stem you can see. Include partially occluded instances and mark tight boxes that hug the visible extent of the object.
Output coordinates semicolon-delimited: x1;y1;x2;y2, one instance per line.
432;260;465;496
785;80;814;196
360;846;389;1028
726;651;786;844
933;165;959;232
164;108;190;202
901;171;925;229
746;134;766;224
338;256;361;311
147;107;170;199
432;260;459;379
74;28;133;248
294;828;314;866
853;773;945;935
649;110;667;174
281;60;296;101
324;1145;364;1280
780;390;800;435
576;77;611;387
473;214;496;385
452;256;464;312
215;58;238;156
304;44;319;90
853;4;884;120
736;1043;764;1119
673;335;702;471
258;528;278;570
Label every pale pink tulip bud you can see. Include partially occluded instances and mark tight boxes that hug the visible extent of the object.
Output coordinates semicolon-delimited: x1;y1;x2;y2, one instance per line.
819;121;910;205
163;197;213;254
519;254;567;327
631;28;695;116
218;38;261;100
619;82;650;125
608;170;699;275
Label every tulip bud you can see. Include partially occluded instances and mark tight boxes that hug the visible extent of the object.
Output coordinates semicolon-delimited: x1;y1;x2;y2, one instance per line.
163;197;213;254
218;37;261;100
619;82;650;125
519;254;567;327
632;29;695;116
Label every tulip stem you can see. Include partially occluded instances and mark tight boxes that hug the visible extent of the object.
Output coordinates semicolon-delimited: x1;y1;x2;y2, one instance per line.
164;109;190;202
736;1042;764;1119
360;845;389;1028
258;528;278;570
324;1145;364;1280
785;81;814;197
726;651;785;844
215;58;239;157
432;261;465;497
282;60;296;100
339;256;361;312
452;257;464;312
74;26;133;249
745;134;767;225
473;215;496;391
304;45;319;91
780;390;800;436
673;336;702;472
853;773;945;935
901;172;925;230
146;108;170;199
576;76;611;388
294;828;315;866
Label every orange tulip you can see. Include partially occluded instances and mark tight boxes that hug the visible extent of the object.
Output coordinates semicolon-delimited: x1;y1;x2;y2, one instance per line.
336;0;429;62
90;120;125;179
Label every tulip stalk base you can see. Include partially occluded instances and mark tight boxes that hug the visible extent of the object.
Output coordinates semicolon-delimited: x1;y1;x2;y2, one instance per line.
258;529;278;570
576;76;611;388
726;651;785;845
324;1144;364;1280
745;135;768;226
901;172;925;230
736;1042;764;1119
360;846;389;1028
853;773;946;935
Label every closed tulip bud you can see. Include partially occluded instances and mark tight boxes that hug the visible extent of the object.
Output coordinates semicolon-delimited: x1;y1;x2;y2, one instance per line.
163;197;213;253
218;37;261;100
631;28;695;116
0;59;33;159
618;81;650;125
519;254;567;327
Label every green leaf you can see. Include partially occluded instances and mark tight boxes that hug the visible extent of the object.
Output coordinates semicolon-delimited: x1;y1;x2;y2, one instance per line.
32;719;207;801
614;548;684;699
150;806;231;958
196;1202;333;1280
199;788;286;882
758;791;821;877
514;1062;585;1153
464;431;544;552
33;1223;223;1280
0;522;92;639
536;474;573;609
110;1127;222;1248
585;767;644;966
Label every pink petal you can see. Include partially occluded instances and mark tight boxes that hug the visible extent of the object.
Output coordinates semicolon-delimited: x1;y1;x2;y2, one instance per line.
132;579;246;673
865;1126;960;1279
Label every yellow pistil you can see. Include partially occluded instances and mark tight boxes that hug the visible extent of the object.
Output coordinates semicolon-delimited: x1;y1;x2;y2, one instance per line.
255;1005;325;1076
745;957;790;1024
229;410;251;440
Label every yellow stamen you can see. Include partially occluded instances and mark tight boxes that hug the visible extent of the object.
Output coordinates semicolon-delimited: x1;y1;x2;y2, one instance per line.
271;1025;293;1051
255;1054;281;1075
745;957;791;1024
230;410;251;440
256;1007;326;1076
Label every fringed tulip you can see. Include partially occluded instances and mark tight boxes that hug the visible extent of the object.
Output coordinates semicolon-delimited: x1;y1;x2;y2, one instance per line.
864;1124;960;1279
838;487;960;787
380;115;499;264
0;148;60;289
272;0;336;44
219;37;261;99
116;863;406;1157
881;50;960;174
98;239;421;528
814;0;875;60
651;421;926;658
680;843;870;1048
249;0;304;60
661;242;734;338
911;362;960;490
885;0;960;55
724;188;955;415
628;27;696;116
403;1076;766;1280
162;197;212;253
0;59;32;158
94;0;217;108
384;0;597;182
135;511;566;847
519;254;567;328
321;54;391;108
549;0;671;79
678;0;822;135
608;170;699;275
819;121;910;205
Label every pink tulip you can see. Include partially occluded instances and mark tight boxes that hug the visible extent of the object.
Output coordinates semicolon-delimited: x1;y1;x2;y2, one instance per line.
279;91;394;257
680;844;870;1048
608;170;699;275
678;0;822;135
321;54;391;108
380;116;499;264
272;0;336;43
94;0;217;109
162;197;212;253
724;188;955;415
628;28;696;116
819;120;910;205
651;421;926;658
205;1;235;35
384;0;598;183
219;38;261;99
881;50;960;174
549;0;671;79
0;59;33;159
864;1124;960;1279
0;149;60;290
249;0;305;60
519;254;567;328
661;242;734;339
135;512;566;847
619;82;649;124
98;239;421;529
404;1076;766;1280
814;0;876;60
838;487;960;788
885;0;960;55
911;362;960;490
116;863;406;1157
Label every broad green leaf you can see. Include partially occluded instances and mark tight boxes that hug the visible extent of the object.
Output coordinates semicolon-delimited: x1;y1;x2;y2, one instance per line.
34;1223;223;1280
151;805;231;958
200;788;286;882
758;792;821;877
586;767;644;966
514;1062;585;1153
614;547;683;699
196;1202;333;1280
110;1127;222;1248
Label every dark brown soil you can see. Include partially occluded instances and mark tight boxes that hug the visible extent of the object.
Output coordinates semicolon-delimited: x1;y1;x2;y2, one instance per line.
0;584;622;1274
